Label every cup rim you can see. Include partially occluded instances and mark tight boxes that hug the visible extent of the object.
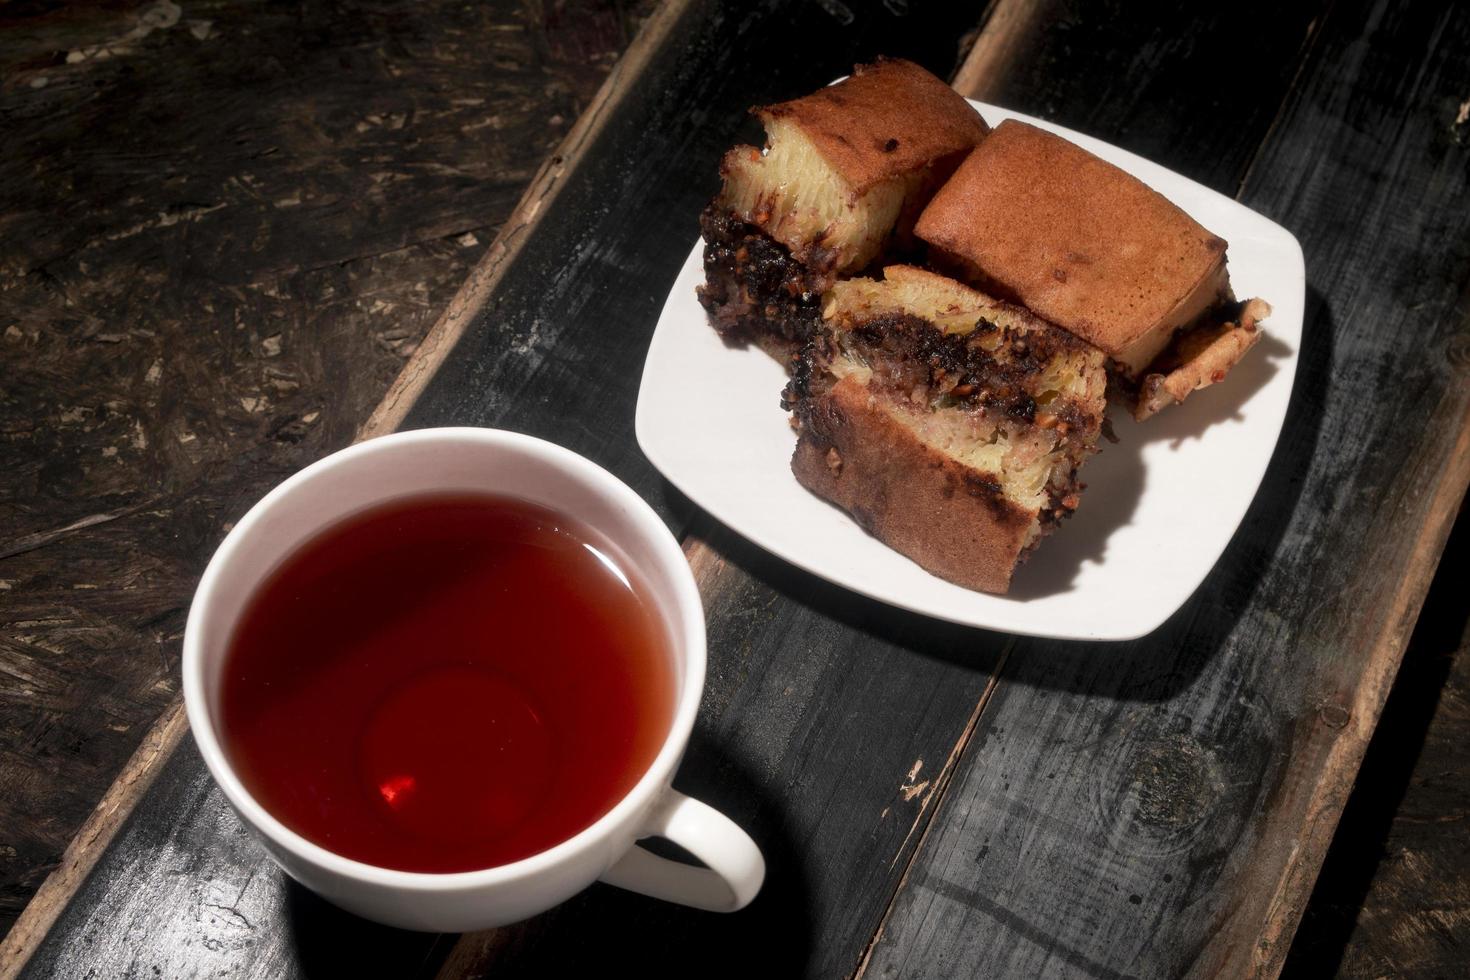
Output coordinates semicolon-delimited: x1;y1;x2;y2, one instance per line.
183;426;706;893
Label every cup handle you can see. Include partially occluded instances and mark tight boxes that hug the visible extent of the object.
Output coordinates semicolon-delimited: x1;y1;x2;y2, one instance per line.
598;789;765;912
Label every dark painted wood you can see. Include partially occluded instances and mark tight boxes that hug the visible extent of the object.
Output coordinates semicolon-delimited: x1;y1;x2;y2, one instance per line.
11;0;1356;977
861;1;1470;977
428;522;1012;979
406;5;1339;968
15;738;457;979
10;2;1469;980
957;0;1324;193
1284;503;1470;979
0;0;648;943
396;2;989;474
368;1;1338;974
14;2;1000;977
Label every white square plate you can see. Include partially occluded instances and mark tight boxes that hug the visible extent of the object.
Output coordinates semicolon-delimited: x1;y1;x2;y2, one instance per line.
635;102;1304;641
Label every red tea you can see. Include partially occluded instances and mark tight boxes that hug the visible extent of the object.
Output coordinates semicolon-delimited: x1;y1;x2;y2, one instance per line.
219;493;676;873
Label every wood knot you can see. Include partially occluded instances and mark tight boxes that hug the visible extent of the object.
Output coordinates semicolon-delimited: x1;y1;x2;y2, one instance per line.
1093;728;1225;857
1446;333;1470;371
1317;701;1350;729
1093;706;1273;870
1120;735;1217;834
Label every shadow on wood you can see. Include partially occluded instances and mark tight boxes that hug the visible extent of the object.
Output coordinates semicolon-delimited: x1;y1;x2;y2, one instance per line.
431;728;814;978
284;881;452;979
1281;501;1470;979
997;285;1331;703
687;512;1012;677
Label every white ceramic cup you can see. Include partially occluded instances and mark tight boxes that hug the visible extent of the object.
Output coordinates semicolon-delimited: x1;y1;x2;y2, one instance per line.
183;427;765;931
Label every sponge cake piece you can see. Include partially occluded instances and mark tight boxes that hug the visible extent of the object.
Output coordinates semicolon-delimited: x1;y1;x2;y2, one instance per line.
784;266;1107;594
698;59;989;352
915;120;1261;414
1135;297;1270;419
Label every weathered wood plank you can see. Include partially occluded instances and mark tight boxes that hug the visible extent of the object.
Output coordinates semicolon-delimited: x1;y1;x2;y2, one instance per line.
17;735;457;979
1283;504;1470;978
14;0;1446;978
860;1;1470;977
426;519;1011;979
0;0;649;955
955;0;1326;191
9;1;996;976
358;0;681;442
410;2;1329;976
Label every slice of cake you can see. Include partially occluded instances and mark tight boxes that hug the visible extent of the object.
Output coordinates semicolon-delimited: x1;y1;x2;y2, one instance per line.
699;58;990;356
914;119;1263;419
783;266;1107;594
1135;297;1271;419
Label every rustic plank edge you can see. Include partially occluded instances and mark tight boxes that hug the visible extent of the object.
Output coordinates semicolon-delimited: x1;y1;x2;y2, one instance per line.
12;2;1458;975
846;17;1317;975
950;0;1048;101
1231;1;1337;200
0;700;188;980
1251;408;1470;976
359;0;695;442
850;649;1014;979
429;11;1034;964
853;2;1470;975
0;2;695;975
10;5;1008;975
826;23;1039;976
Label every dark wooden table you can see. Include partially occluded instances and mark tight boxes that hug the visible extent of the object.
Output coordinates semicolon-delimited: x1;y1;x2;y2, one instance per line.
2;1;1468;977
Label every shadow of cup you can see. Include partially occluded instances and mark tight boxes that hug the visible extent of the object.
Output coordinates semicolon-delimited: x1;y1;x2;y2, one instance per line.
283;732;813;978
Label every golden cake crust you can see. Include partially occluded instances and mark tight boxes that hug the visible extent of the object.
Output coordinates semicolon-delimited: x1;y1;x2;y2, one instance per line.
791;376;1033;595
1135;298;1270;419
915;120;1229;370
761;58;990;197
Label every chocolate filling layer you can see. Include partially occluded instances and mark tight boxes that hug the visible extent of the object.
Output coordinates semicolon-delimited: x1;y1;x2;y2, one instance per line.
789;315;1095;426
696;205;833;347
787;313;1100;533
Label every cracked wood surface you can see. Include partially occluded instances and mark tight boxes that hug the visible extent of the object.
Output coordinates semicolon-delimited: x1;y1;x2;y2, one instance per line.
858;2;1470;975
3;0;1469;978
1285;506;1470;979
0;0;650;947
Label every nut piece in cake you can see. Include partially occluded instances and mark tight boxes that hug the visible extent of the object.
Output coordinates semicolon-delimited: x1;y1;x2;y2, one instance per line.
914;120;1265;417
783;266;1107;594
698;58;989;353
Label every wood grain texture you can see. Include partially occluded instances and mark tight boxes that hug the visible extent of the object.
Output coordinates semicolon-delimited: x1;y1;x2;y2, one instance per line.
9;2;1469;979
420;518;1010;979
11;2;1000;977
860;1;1470;977
21;0;1330;975
15;735;457;979
1284;504;1470;979
954;0;1328;190
0;0;648;952
0;700;186;980
0;3;677;966
359;0;692;441
951;0;1050;100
